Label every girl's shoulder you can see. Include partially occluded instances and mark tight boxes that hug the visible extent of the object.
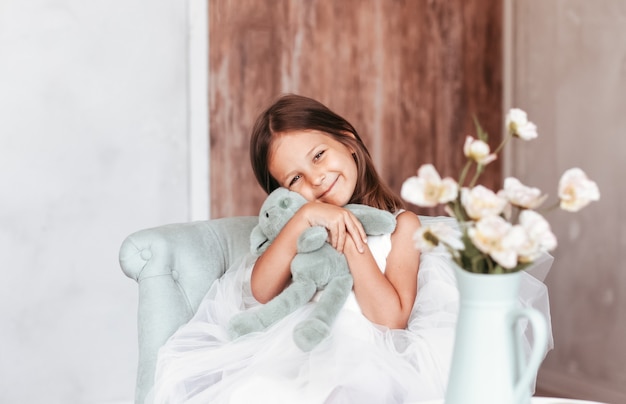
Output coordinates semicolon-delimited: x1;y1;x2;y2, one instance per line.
392;210;421;238
394;209;421;224
393;208;406;218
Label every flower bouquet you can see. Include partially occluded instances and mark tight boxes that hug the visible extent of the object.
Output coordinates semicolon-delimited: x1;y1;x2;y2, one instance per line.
401;108;600;274
402;109;601;404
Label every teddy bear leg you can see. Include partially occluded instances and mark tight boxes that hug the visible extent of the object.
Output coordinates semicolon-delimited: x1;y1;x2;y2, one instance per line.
228;311;266;339
228;280;317;340
293;318;330;352
292;274;354;352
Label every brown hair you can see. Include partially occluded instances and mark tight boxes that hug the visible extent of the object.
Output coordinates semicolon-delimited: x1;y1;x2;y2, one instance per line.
250;94;405;212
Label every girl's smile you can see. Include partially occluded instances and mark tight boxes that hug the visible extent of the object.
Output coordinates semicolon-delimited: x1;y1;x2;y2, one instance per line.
318;176;336;199
268;130;357;206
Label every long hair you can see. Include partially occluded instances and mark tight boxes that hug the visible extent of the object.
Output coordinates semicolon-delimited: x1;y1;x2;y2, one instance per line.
250;94;405;212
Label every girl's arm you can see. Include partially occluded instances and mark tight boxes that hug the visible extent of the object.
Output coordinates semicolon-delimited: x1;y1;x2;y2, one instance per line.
250;202;368;303
343;211;421;328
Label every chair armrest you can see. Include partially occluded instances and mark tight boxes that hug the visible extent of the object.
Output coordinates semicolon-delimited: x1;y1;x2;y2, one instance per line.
118;216;257;404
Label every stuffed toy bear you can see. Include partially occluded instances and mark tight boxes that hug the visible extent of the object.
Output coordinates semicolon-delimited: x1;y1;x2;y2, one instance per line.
228;187;396;352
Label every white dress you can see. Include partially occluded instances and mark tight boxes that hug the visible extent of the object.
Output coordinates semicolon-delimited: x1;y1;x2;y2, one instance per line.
147;224;553;404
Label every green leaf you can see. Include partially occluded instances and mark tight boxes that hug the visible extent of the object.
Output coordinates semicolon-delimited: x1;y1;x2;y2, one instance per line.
473;115;489;142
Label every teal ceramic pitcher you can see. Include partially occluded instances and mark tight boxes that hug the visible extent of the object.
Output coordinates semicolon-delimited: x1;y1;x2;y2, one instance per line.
444;264;549;404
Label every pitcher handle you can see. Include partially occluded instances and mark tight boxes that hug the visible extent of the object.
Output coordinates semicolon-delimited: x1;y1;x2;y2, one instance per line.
508;307;548;404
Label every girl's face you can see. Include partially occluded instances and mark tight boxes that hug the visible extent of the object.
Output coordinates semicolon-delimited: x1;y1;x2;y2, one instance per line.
268;130;358;206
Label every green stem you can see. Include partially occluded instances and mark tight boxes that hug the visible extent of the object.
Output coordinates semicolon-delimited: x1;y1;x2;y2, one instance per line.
458;160;473;188
468;164;484;188
537;200;561;214
450;195;468;222
492;132;513;156
465;131;511;190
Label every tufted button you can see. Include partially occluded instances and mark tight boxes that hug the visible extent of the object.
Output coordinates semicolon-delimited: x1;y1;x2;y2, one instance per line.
140;249;152;260
171;270;179;281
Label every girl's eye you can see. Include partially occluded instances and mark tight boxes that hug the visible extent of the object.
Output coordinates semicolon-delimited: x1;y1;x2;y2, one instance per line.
313;150;325;161
288;175;301;187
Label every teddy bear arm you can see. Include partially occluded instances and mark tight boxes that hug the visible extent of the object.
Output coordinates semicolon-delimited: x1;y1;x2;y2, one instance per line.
344;204;396;235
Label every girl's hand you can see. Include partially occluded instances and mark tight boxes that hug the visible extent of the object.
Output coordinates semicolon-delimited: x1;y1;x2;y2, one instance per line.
297;202;367;253
251;201;366;303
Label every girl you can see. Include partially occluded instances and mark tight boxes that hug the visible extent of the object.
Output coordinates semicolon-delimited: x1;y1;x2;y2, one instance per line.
248;94;421;329
147;94;552;403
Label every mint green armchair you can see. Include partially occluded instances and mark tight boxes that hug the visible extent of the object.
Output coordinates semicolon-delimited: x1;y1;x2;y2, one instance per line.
118;215;552;403
118;217;258;404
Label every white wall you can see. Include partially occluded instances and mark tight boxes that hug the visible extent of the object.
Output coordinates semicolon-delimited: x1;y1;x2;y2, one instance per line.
0;1;195;402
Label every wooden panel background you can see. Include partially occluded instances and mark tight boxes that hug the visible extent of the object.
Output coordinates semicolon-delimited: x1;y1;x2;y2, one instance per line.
209;0;502;218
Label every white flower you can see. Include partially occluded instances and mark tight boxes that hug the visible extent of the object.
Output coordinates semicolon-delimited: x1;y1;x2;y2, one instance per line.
463;136;497;165
413;222;465;252
501;177;547;209
468;216;525;269
401;164;458;207
461;185;508;220
558;168;600;212
506;108;538;140
400;107;601;274
516;210;557;262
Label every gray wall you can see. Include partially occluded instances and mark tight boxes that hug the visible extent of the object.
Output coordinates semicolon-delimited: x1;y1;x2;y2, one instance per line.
508;0;626;402
0;1;192;402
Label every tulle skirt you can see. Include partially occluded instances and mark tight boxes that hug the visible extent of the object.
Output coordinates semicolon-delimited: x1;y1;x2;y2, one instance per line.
146;249;553;404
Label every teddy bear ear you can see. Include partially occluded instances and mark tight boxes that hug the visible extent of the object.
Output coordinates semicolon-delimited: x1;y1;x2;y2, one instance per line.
279;197;292;209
